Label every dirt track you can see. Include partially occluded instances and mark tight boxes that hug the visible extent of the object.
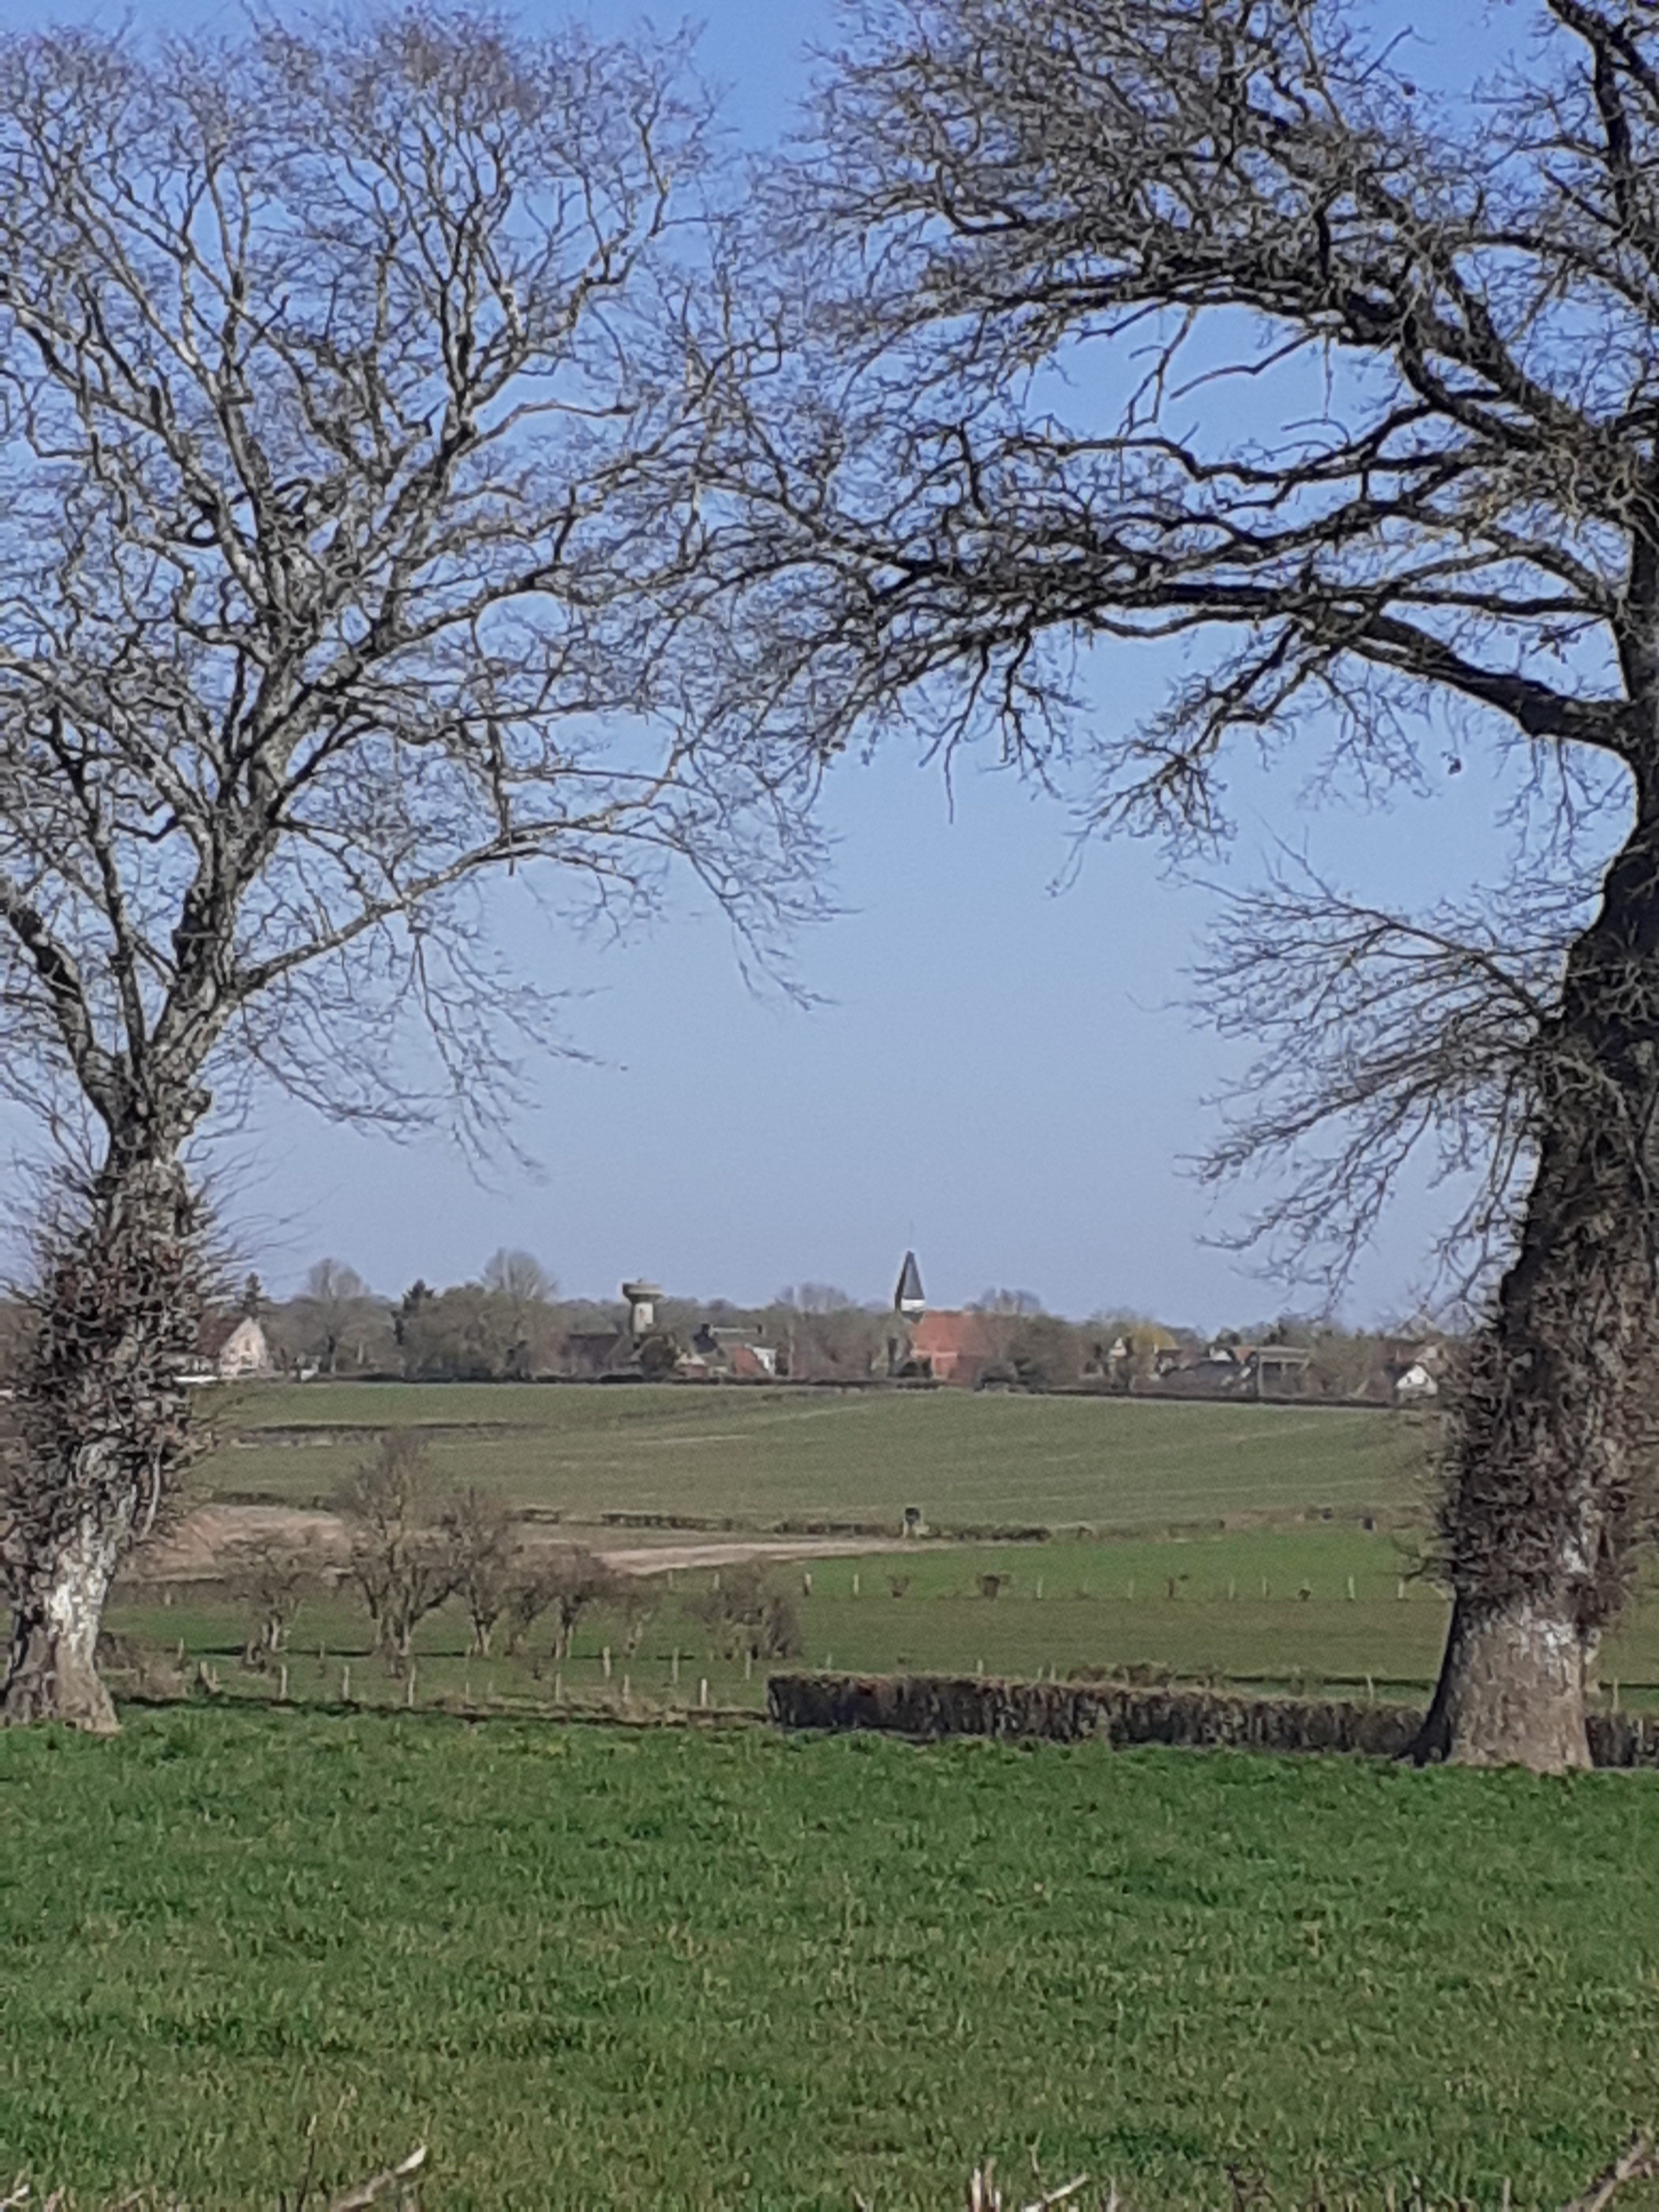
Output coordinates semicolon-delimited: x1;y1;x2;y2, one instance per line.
128;1504;913;1583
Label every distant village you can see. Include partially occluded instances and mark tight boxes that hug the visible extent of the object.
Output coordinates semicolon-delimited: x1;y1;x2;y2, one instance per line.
194;1250;1446;1407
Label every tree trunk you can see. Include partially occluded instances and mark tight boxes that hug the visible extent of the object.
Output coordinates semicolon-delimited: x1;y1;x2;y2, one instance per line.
2;1516;126;1733
1;1141;207;1730
1417;785;1659;1770
1413;1592;1593;1770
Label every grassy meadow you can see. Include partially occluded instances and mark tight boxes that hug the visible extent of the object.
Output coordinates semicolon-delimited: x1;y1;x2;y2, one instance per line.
5;1709;1659;2209
17;1390;1659;2207
108;1526;1457;1716
97;1381;1659;1710
199;1380;1425;1531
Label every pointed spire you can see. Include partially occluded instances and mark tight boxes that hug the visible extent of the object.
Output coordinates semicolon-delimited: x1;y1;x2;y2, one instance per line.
894;1250;925;1318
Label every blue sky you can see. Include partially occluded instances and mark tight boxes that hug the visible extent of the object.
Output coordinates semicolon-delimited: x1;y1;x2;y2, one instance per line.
5;0;1608;1327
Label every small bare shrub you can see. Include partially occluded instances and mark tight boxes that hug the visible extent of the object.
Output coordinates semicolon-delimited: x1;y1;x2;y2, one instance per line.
684;1561;801;1662
503;1545;620;1668
614;1579;658;1662
227;1535;329;1673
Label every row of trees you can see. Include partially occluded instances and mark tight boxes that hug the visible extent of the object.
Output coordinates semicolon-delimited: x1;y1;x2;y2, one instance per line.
5;0;1659;1763
249;1261;1431;1399
267;1252;574;1379
230;1435;801;1681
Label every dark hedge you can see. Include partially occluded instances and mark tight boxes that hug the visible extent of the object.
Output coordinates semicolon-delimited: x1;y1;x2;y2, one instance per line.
766;1669;1659;1765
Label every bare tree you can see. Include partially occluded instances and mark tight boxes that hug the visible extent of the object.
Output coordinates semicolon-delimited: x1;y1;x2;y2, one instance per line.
504;1543;619;1667
776;1282;852;1314
774;1296;886;1383
685;1562;801;1663
225;1532;329;1672
0;12;819;1725
972;1290;1043;1319
438;1482;516;1657
337;1432;456;1678
613;1576;658;1663
695;0;1659;1769
481;1250;554;1306
292;1260;375;1376
479;1249;555;1378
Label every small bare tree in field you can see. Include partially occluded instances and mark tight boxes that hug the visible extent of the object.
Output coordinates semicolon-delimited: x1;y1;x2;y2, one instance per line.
685;1562;801;1663
697;0;1659;1769
614;1578;658;1663
503;1543;619;1668
0;11;819;1726
439;1484;516;1658
227;1532;329;1673
338;1434;458;1678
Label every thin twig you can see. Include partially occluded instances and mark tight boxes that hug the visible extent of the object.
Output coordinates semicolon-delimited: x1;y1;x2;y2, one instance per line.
1559;2131;1659;2212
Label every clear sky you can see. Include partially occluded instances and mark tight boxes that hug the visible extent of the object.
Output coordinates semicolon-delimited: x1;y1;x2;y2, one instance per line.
4;0;1606;1328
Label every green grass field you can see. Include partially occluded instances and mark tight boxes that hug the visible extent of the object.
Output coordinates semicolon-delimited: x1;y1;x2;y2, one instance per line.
4;1709;1659;2209
106;1386;1659;1709
198;1381;1425;1532
104;1525;1659;1716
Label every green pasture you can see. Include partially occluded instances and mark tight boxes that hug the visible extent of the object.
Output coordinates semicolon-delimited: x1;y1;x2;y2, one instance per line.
198;1381;1424;1532
104;1527;1659;1714
101;1381;1650;1713
5;1710;1659;2208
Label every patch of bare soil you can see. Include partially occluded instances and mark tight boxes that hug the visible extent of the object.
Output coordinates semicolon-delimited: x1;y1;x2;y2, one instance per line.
135;1504;349;1578
125;1505;923;1584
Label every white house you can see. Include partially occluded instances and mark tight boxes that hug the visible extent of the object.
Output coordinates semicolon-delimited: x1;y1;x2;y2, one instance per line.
186;1313;275;1385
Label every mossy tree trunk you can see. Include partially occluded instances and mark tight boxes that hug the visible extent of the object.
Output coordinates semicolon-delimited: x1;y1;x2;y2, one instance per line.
1417;789;1659;1770
2;1146;207;1731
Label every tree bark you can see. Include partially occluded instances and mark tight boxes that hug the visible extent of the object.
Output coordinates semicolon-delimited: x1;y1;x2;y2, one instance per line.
1413;1592;1594;1770
1417;780;1659;1770
2;1139;206;1731
2;1514;126;1733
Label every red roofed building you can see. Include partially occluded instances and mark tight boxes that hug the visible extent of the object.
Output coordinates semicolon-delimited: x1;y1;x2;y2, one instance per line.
907;1308;1000;1388
885;1252;1005;1387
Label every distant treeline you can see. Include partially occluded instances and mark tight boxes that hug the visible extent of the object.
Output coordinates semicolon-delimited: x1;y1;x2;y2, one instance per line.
191;1256;1445;1401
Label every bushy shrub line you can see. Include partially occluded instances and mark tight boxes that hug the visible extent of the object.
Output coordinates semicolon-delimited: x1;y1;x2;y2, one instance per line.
768;1670;1659;1767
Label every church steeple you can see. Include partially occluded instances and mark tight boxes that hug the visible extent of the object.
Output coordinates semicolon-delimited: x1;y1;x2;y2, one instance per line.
894;1250;925;1319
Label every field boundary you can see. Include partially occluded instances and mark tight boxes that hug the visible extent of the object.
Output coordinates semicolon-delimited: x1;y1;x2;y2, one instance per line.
766;1669;1659;1767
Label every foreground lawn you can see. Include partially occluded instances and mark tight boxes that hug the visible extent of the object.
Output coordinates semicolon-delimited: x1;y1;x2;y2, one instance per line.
2;1714;1658;2208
